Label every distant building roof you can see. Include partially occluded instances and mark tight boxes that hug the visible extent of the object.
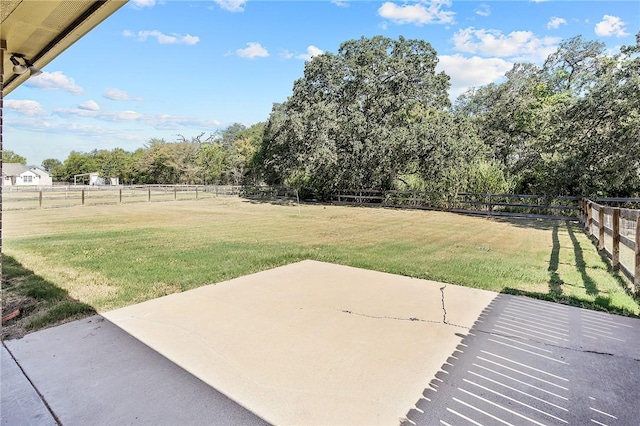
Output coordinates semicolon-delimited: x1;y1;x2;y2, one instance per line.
29;166;50;178
3;163;30;177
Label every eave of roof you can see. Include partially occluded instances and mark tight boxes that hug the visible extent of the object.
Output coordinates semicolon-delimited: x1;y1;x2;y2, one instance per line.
1;0;128;96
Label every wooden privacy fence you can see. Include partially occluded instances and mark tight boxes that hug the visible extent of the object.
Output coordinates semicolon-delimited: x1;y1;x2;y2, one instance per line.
2;185;243;210
580;199;640;291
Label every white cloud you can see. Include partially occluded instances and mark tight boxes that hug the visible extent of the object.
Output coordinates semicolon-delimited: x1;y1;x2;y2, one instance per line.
594;15;629;37
437;54;512;98
5;100;47;116
147;114;221;130
24;71;83;94
279;49;294;59
54;108;143;122
51;107;220;131
331;0;350;7
296;45;323;61
547;16;567;29
7;118;119;137
378;0;455;26
475;4;490;17
452;27;559;62
51;108;98;119
236;42;269;59
123;29;200;45
214;0;246;12
65;124;122;136
78;100;100;111
131;0;156;9
103;88;142;101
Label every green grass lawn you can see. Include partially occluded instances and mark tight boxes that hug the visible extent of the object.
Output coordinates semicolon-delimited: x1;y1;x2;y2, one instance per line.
2;197;638;338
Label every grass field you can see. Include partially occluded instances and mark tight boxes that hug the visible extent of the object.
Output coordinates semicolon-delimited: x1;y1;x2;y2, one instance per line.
2;197;638;338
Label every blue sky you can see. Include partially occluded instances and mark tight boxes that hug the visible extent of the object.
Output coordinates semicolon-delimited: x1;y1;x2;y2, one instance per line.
5;0;639;166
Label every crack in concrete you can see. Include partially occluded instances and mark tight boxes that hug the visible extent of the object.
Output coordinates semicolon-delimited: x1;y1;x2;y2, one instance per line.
339;310;467;330
339;310;433;323
440;286;447;324
338;284;469;329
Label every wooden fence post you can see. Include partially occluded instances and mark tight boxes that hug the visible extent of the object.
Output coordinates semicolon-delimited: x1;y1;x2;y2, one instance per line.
148;187;151;202
119;189;122;204
195;186;199;200
39;190;43;209
174;186;177;201
635;216;640;293
81;189;85;205
598;207;605;251
612;208;620;270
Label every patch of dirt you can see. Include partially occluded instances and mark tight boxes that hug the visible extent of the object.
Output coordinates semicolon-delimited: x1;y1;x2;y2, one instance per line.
1;295;38;340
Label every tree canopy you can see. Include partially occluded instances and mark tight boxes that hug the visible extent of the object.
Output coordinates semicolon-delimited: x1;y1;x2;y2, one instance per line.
47;123;264;185
3;150;27;165
260;36;457;196
40;33;640;199
455;34;639;197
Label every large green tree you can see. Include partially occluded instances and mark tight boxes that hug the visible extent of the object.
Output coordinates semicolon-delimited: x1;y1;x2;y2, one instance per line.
41;158;62;173
260;35;451;195
554;34;640;196
3;150;27;164
59;151;98;183
455;33;640;197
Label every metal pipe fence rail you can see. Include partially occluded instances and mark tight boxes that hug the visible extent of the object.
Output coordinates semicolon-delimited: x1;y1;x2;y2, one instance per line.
1;185;244;210
580;199;640;291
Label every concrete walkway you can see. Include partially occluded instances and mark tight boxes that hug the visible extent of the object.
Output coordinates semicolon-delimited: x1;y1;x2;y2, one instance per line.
2;260;496;425
2;316;267;425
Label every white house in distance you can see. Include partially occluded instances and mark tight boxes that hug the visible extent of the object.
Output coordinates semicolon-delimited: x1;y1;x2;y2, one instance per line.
73;172;119;186
2;163;53;186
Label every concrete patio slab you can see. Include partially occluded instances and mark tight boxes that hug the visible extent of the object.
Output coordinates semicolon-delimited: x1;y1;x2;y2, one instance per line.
103;260;498;425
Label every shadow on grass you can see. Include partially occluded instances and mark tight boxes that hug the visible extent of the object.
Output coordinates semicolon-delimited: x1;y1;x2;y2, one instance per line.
240;196;303;208
548;224;563;295
489;216;571;231
566;222;599;296
501;288;639;318
1;254;95;340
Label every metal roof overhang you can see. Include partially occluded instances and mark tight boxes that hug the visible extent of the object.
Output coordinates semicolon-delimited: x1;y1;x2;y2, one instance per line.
1;0;128;96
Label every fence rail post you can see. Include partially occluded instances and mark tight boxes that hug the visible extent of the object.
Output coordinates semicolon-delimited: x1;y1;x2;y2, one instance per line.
587;201;593;235
195;186;198;200
635;216;640;293
81;189;85;205
612;208;620;270
598;207;605;251
148;187;151;202
174;186;177;201
39;190;43;209
119;188;122;204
